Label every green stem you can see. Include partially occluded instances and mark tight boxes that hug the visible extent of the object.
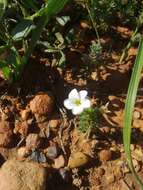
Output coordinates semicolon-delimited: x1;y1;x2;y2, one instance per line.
85;2;101;45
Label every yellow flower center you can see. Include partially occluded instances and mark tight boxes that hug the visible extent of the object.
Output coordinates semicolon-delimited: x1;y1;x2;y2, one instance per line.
74;99;81;106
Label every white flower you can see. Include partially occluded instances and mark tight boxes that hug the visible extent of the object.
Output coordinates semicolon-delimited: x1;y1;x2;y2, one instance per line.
64;89;91;115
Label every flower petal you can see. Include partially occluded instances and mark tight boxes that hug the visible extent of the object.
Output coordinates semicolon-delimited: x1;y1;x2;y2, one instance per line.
72;106;84;115
68;89;79;99
64;99;74;110
81;99;91;108
79;90;88;99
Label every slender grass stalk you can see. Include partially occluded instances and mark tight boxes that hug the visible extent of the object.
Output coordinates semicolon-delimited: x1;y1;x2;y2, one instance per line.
123;37;143;189
85;1;101;46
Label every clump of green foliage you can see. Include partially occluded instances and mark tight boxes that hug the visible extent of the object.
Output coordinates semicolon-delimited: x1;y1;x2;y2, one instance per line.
0;0;69;81
89;41;102;65
78;107;101;133
89;0;142;31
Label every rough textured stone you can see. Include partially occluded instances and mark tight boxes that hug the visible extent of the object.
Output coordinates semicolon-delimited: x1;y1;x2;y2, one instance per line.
30;92;54;116
0;159;47;190
68;152;89;169
99;150;112;162
0;121;14;147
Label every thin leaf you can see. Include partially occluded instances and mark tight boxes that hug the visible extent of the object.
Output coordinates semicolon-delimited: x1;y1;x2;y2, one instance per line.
123;38;143;189
56;16;70;26
11;19;35;41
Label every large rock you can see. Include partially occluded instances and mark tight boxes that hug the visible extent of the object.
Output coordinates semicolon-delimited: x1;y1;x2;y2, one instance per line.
0;159;47;190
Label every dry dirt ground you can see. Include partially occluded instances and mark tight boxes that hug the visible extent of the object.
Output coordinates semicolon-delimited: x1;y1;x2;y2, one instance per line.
0;25;143;190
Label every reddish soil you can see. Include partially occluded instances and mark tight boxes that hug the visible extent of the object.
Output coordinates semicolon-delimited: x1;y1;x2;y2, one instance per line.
0;24;143;190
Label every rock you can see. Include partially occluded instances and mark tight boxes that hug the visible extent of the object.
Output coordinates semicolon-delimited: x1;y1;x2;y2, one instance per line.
26;134;42;150
17;147;30;159
0;159;47;190
45;146;59;159
49;118;62;129
30;92;54;117
133;110;141;119
21;109;30;121
99;149;112;162
0;121;14;147
54;155;65;169
68;152;89;169
14;121;31;137
29;150;47;163
133;119;143;129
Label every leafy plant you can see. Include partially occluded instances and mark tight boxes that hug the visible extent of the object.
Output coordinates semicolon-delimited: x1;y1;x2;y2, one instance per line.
0;0;69;81
79;107;101;134
123;37;143;189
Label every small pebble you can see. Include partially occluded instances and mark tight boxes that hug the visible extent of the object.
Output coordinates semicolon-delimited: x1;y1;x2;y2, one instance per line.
54;155;65;169
133;110;141;119
29;150;47;163
133;119;143;129
108;95;116;101
45;146;59;159
99;149;112;162
68;152;89;169
17;147;30;159
49;118;62;129
21;109;30;121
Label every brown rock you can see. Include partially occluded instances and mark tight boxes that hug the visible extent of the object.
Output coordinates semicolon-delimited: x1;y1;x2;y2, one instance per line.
0;159;47;190
21;109;30;121
133;119;143;129
133;110;141;119
17;147;30;159
49;118;62;129
99;149;112;162
54;155;65;169
30;92;54;116
68;152;89;169
0;121;14;147
26;134;42;150
14;121;31;137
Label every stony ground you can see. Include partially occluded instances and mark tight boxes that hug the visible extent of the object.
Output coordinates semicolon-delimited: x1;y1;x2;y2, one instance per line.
0;24;143;190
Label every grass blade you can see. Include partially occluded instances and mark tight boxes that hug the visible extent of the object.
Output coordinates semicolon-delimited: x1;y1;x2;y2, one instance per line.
123;38;143;189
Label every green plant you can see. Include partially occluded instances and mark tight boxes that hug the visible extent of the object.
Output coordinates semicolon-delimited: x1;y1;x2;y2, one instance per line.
0;0;69;81
123;37;143;189
89;0;142;31
79;107;101;134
